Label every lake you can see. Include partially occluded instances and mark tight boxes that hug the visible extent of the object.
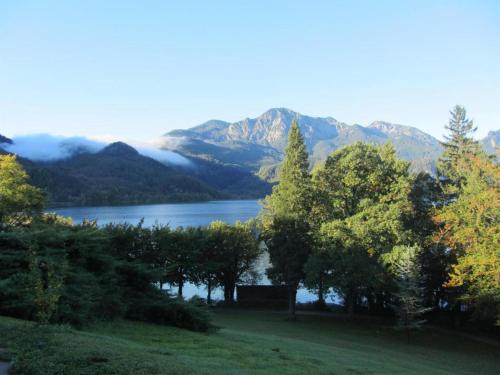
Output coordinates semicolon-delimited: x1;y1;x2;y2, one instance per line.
48;200;332;303
48;200;262;228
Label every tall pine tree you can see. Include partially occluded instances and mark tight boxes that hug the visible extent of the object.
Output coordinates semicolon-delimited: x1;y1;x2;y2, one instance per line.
437;105;480;191
262;119;312;319
263;119;311;221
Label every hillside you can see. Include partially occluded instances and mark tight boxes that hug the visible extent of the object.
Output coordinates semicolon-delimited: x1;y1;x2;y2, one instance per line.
20;142;221;207
1;311;499;374
164;108;443;175
0;134;271;206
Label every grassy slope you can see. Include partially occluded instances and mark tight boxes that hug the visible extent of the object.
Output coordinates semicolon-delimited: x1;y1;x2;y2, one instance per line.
1;310;499;375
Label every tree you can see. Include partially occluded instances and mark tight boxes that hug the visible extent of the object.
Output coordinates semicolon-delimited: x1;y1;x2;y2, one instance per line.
312;143;413;314
263;217;312;319
407;173;451;309
262;120;313;317
384;245;431;343
159;226;201;299
434;106;499;325
210;221;261;303
304;249;331;309
437;105;481;191
434;155;500;324
263;119;311;221
194;227;223;304
0;155;45;225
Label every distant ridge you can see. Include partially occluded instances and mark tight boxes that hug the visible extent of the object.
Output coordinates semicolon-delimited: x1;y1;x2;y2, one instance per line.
164;108;444;176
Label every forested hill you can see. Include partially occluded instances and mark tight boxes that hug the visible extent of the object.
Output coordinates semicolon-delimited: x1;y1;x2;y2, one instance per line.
0;136;271;207
164;108;443;177
22;142;223;206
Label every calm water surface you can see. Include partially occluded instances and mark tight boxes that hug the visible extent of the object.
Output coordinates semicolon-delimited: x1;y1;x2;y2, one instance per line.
48;200;330;303
48;200;261;227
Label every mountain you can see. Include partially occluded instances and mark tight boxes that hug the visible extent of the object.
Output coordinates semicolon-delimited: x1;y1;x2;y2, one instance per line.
2;135;270;206
164;108;443;176
482;130;499;156
20;142;223;207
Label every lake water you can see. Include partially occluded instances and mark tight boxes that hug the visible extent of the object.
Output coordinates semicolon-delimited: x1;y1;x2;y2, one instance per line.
49;200;262;228
48;200;331;303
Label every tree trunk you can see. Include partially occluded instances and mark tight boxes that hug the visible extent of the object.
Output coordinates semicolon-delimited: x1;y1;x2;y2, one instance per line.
367;291;374;314
318;275;324;304
288;285;297;320
206;279;212;305
224;283;235;303
178;277;183;299
346;292;355;316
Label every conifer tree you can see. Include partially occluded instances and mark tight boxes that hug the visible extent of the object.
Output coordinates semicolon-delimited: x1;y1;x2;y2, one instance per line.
263;119;311;221
385;245;431;343
262;119;312;319
437;105;480;190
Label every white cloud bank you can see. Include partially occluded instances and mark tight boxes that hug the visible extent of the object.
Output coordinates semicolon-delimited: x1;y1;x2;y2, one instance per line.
4;134;191;166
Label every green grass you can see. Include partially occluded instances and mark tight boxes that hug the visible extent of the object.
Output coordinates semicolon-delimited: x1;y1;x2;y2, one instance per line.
0;309;499;374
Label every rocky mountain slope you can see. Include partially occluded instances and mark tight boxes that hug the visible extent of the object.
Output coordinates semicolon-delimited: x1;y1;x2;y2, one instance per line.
482;130;499;156
164;108;443;176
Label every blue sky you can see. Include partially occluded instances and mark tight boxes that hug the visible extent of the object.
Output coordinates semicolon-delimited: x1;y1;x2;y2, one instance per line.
1;0;499;141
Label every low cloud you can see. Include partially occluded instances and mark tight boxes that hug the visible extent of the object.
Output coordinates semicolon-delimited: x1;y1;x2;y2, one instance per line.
91;135;193;166
5;134;105;161
137;147;192;166
5;133;192;166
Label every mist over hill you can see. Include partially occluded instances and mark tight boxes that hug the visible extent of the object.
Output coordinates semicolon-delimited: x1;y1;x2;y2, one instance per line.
0;135;271;207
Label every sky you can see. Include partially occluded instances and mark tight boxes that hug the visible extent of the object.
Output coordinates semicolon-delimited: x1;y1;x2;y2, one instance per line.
1;0;499;141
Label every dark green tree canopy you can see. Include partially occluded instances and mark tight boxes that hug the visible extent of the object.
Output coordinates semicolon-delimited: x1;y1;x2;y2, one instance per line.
263;119;311;221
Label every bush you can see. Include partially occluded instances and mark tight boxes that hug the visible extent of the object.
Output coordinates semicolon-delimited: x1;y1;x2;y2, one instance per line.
128;295;213;332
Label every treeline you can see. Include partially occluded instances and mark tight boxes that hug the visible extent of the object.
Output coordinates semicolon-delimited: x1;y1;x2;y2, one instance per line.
0;156;262;330
261;105;499;329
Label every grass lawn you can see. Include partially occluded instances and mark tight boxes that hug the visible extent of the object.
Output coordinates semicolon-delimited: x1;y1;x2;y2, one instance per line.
0;309;499;374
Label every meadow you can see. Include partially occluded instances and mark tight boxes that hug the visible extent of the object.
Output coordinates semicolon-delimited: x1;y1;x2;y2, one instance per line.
1;309;498;375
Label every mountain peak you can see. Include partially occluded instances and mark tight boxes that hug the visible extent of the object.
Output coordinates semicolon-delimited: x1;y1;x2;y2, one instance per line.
99;142;139;156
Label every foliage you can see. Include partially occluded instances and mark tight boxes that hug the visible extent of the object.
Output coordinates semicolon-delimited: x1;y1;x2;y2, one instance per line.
158;226;202;299
437;105;481;192
262;120;313;317
0;155;45;224
312;142;413;314
0;219;212;331
383;244;432;342
434;155;500;324
407;173;452;309
263;217;312;318
208;220;262;303
263;119;312;221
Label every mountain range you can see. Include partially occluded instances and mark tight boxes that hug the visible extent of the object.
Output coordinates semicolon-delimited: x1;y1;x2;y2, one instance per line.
164;108;446;180
1;108;497;207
